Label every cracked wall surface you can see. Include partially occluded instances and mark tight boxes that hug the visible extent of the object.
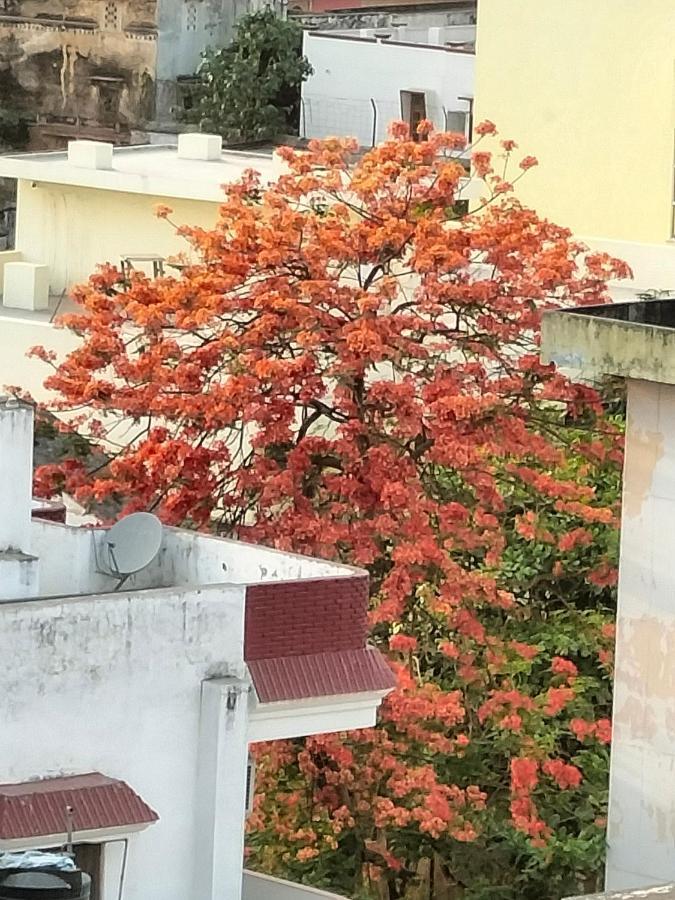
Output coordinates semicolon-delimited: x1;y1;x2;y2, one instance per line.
0;0;157;144
1;0;284;140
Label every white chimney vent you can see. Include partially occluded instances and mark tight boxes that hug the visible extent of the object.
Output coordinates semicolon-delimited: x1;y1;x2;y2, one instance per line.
177;133;223;161
67;140;114;170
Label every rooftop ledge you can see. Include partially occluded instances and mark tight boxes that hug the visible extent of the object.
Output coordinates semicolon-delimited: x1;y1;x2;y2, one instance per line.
541;297;675;385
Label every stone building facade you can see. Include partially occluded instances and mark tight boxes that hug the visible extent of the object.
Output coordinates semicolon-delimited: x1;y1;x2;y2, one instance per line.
0;0;277;148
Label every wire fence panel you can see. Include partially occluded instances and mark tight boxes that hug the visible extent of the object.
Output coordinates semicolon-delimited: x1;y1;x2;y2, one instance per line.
301;95;468;148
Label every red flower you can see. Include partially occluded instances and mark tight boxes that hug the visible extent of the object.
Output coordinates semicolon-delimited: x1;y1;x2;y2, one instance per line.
551;656;578;680
389;634;418;653
543;686;575;716
543;758;582;790
510;757;538;793
475;120;498;136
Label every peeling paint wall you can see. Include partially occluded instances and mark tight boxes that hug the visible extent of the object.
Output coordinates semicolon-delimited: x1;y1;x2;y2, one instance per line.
0;1;158;141
1;0;288;138
607;379;675;889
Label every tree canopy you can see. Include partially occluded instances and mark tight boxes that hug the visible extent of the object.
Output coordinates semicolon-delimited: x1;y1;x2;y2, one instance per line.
33;122;629;898
188;8;312;143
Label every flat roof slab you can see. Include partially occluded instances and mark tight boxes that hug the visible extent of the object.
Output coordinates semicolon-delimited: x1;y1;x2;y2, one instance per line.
541;299;675;385
0;144;278;202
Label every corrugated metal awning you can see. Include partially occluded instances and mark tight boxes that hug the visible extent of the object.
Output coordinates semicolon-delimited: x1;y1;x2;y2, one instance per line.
0;773;158;841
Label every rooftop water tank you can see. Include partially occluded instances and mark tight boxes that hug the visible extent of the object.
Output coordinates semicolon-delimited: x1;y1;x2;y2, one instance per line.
0;854;91;899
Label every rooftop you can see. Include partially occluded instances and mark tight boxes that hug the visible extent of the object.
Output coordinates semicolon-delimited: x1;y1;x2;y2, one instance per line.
541;297;675;385
0;401;395;707
0;140;280;203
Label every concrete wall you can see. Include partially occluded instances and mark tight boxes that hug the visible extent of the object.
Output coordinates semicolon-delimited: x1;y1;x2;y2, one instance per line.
301;33;474;146
293;4;475;36
474;1;675;247
14;178;220;293
30;517;351;599
0;580;247;900
607;379;675;889
243;870;348;899
0;312;79;404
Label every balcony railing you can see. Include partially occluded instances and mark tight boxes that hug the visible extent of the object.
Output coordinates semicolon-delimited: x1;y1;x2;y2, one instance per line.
243;870;348;899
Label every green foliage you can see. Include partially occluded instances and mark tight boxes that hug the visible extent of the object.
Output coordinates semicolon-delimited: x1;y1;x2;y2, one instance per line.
247;406;622;900
188;8;313;143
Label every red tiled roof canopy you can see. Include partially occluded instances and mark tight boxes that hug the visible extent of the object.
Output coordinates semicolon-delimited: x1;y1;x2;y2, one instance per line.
248;647;395;703
244;574;395;703
0;773;158;841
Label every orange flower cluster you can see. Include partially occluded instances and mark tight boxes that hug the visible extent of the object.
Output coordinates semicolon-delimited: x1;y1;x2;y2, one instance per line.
33;123;622;889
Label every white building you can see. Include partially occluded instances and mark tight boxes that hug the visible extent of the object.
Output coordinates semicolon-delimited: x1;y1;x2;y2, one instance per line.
0;134;279;402
0;398;394;900
300;31;474;147
542;298;675;893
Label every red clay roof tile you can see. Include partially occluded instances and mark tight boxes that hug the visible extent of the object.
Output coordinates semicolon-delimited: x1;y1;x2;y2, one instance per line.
0;773;158;841
247;646;395;703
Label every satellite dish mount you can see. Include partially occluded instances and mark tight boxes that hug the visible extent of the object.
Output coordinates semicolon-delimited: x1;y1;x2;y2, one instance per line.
95;512;163;589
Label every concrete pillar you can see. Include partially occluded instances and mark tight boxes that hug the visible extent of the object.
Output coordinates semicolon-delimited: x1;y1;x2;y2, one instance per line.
0;398;39;600
606;379;675;890
194;678;250;899
0;398;33;553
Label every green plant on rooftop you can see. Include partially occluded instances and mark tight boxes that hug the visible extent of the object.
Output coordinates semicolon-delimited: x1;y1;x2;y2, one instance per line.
32;122;628;898
185;8;312;143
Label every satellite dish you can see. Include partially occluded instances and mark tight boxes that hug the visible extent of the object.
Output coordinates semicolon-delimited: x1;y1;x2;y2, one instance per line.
100;512;163;579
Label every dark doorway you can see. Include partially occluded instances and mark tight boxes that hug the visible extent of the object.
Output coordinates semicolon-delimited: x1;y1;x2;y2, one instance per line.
73;844;103;900
400;90;427;140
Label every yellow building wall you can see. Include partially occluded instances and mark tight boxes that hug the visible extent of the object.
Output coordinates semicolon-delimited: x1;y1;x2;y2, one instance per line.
475;0;675;245
15;181;221;295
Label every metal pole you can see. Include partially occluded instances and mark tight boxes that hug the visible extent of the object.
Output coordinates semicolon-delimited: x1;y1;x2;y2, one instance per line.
370;97;377;147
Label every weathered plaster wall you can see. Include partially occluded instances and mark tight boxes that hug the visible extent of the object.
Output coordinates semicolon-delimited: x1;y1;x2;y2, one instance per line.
292;4;475;35
607;379;675;889
0;580;246;900
0;0;157;133
30;517;351;599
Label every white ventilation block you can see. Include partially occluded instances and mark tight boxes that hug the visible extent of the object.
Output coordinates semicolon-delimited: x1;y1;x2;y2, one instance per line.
67;140;114;170
3;262;50;311
177;133;222;161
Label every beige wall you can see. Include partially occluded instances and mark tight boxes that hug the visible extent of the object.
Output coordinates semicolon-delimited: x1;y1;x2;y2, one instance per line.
15;180;221;294
475;1;675;246
608;379;675;890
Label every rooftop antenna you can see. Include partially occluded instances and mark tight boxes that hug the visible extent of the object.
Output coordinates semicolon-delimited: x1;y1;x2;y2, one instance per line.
95;512;163;589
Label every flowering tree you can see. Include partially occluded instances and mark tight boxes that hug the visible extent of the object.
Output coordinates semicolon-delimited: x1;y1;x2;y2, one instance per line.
33;122;628;898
